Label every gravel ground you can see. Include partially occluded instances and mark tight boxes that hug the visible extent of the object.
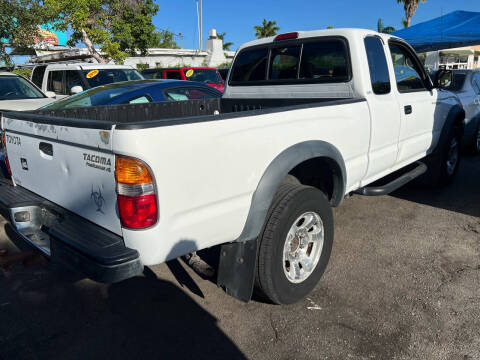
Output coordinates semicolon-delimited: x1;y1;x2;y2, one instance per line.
0;155;479;360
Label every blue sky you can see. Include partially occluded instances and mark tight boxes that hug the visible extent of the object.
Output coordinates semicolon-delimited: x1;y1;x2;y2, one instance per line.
153;0;480;50
8;0;480;64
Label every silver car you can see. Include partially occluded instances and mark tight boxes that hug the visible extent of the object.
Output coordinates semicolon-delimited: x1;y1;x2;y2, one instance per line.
443;70;480;153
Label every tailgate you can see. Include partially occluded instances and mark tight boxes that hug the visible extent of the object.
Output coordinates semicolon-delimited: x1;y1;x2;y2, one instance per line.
1;113;122;236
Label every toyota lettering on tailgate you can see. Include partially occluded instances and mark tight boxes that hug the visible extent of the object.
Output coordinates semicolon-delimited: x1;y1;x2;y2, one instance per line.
6;135;21;146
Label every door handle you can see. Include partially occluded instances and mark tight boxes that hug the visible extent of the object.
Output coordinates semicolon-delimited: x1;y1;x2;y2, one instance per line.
404;105;413;115
39;142;53;157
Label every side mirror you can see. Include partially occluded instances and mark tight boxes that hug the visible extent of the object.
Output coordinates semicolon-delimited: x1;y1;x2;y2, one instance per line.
70;85;84;95
434;70;453;89
45;91;56;98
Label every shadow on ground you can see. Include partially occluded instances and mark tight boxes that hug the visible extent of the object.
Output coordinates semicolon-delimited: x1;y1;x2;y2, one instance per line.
0;232;246;360
392;155;480;218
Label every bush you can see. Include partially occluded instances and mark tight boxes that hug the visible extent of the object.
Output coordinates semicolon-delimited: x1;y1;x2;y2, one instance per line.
12;68;32;79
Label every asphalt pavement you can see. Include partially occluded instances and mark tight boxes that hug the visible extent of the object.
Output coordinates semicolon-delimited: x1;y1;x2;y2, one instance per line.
0;155;479;360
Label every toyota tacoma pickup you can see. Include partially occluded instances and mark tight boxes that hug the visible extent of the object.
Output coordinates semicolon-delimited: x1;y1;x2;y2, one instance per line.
0;29;464;304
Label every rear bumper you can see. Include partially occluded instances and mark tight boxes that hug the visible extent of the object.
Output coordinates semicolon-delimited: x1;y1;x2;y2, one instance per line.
0;180;143;283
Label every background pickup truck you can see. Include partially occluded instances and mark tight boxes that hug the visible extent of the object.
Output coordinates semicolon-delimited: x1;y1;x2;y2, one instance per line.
0;29;464;305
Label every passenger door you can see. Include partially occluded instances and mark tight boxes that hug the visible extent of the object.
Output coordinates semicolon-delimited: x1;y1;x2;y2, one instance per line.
388;41;438;166
362;36;402;183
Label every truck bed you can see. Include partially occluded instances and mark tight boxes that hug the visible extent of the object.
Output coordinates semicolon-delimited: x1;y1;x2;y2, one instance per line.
11;97;360;129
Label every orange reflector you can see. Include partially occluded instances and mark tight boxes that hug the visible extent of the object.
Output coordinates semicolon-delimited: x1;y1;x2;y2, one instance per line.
115;156;154;185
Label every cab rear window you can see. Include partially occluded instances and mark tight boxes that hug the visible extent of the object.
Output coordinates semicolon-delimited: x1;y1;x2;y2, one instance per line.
229;37;350;85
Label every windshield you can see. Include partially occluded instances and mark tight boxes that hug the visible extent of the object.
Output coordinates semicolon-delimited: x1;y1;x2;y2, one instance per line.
184;69;222;84
41;83;138;109
0;76;45;100
82;69;143;88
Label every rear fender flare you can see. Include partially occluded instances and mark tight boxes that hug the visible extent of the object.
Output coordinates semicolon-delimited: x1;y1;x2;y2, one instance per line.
236;140;346;243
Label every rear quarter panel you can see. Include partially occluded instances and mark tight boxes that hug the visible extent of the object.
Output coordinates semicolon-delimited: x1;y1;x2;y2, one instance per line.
112;101;371;266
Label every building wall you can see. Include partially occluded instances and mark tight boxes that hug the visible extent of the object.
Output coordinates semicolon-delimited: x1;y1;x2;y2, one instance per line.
30;30;236;69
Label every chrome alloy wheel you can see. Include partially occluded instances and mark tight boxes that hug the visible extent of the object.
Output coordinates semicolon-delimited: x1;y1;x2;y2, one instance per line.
446;137;459;176
283;211;324;284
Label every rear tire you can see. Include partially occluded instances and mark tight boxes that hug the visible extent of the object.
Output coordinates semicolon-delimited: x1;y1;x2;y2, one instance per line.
255;184;334;305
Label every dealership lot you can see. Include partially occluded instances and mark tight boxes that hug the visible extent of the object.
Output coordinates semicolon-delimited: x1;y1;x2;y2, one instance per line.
0;155;479;360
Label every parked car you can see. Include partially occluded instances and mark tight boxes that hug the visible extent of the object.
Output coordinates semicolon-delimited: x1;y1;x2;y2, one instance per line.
0;29;464;305
40;79;223;109
0;72;57;110
30;63;143;98
432;69;480;153
141;67;225;92
218;68;230;82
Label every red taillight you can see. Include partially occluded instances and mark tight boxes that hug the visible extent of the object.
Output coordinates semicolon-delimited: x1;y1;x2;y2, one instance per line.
1;132;11;176
274;32;298;41
117;194;158;229
4;154;11;175
115;156;158;229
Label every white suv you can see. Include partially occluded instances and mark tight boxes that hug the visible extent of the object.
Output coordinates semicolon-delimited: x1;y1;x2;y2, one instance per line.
31;63;144;97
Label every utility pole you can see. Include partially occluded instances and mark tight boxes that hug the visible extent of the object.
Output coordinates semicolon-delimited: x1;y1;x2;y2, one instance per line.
200;0;203;51
196;0;203;51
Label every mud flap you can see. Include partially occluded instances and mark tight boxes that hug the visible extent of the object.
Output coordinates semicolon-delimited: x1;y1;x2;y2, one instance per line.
217;238;259;302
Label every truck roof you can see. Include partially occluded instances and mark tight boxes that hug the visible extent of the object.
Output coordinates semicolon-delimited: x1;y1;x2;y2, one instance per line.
237;28;401;51
33;63;135;71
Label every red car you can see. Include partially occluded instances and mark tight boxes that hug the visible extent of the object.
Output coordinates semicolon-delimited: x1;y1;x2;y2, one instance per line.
141;67;225;92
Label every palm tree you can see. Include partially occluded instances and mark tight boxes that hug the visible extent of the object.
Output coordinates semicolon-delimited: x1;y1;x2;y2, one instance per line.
217;32;233;51
397;0;426;28
378;18;396;34
254;19;280;39
377;18;385;33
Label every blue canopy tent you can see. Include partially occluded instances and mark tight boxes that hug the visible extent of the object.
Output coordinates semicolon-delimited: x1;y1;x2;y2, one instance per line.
393;11;480;52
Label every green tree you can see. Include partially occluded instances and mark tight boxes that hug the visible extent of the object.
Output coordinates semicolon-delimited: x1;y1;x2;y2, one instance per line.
149;30;180;49
377;18;396;34
401;17;409;28
397;0;426;28
327;25;334;29
217;32;233;51
254;19;280;39
0;0;49;65
44;0;159;64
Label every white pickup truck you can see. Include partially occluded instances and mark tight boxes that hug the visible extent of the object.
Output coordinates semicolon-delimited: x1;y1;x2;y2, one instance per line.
30;63;143;98
0;29;464;304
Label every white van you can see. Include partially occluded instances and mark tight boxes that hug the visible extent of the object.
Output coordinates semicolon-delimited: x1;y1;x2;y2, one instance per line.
31;63;144;97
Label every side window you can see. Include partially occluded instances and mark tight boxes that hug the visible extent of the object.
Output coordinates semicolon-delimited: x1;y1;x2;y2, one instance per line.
165;71;182;80
299;40;349;81
47;71;64;94
142;72;154;79
473;73;480;95
31;66;46;88
389;43;426;92
230;47;269;83
128;95;151;104
65;71;83;94
164;87;220;101
364;37;391;95
269;46;301;80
